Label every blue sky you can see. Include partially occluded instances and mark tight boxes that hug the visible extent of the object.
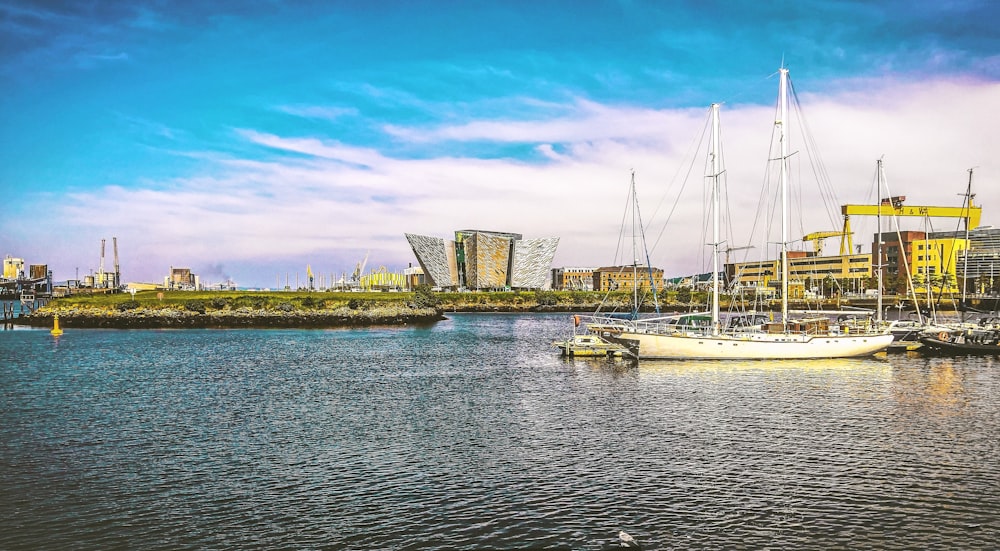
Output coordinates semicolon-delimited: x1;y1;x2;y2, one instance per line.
2;1;999;288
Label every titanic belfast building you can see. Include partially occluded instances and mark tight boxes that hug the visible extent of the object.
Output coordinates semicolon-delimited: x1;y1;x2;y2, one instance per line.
405;230;559;290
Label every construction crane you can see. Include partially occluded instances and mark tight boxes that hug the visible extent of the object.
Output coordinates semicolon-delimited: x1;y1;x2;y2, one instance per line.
724;245;754;264
350;251;370;284
802;231;853;256
839;196;982;254
722;245;755;288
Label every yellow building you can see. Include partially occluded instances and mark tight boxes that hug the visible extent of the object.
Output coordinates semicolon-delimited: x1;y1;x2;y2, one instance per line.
879;231;967;294
593;265;663;292
727;231;969;297
3;255;24;279
728;251;873;297
551;267;596;290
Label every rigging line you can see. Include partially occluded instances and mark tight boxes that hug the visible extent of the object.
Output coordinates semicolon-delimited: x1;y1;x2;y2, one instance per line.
714;118;749;264
649;108;712;254
789;77;842;231
631;175;661;313
761;113;785;263
881;162;924;320
612;176;634;267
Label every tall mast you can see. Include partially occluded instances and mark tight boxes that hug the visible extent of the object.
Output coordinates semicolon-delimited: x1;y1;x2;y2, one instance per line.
875;159;884;323
961;168;975;318
630;170;639;317
710;103;722;334
778;67;790;325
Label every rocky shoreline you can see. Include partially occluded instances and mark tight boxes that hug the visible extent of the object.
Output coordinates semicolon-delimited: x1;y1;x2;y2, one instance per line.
13;306;446;329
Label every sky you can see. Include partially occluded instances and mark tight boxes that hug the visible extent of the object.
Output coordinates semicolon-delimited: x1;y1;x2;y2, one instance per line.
2;0;999;288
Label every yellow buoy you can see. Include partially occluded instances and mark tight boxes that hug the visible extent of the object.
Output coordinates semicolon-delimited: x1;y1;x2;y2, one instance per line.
50;314;64;337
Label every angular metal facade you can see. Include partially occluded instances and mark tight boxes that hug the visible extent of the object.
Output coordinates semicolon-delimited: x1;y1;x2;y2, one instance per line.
406;230;558;290
405;233;459;288
466;232;511;289
511;237;560;289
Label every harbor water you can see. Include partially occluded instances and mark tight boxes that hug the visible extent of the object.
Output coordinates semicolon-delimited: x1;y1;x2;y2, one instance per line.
2;313;998;549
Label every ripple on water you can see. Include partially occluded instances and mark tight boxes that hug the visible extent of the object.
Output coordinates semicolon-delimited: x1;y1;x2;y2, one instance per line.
2;316;999;550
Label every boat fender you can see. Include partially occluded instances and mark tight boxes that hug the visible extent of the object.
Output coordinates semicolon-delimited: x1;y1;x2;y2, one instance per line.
574;315;580;327
938;332;949;341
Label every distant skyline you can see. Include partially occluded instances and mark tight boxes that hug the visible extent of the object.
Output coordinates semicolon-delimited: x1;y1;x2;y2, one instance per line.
2;1;999;288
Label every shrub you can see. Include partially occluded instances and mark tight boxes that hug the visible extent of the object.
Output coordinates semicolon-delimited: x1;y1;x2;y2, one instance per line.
276;302;295;312
348;298;374;310
413;285;440;308
211;297;228;309
675;288;692;304
534;290;557;306
117;300;140;311
184;300;207;314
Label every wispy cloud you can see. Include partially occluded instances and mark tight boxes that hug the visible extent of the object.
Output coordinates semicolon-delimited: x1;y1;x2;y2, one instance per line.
276;104;358;121
14;77;994;287
3;1;999;287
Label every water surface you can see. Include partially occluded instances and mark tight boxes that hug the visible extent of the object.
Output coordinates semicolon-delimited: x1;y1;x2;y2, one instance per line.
2;313;998;549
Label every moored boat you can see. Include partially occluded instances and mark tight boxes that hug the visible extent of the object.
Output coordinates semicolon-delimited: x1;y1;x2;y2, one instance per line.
552;332;630;358
920;328;1000;355
599;69;893;360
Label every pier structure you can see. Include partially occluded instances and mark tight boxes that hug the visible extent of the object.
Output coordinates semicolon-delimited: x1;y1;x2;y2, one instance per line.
2;255;53;319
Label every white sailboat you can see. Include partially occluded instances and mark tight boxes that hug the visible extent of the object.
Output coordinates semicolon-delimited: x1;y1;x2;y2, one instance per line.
590;67;894;360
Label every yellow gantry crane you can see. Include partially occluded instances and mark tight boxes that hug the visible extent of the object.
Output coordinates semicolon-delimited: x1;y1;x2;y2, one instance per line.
838;195;982;253
802;231;854;256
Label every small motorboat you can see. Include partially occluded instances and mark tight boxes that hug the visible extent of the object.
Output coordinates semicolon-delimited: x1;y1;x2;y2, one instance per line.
919;329;1000;355
553;333;628;358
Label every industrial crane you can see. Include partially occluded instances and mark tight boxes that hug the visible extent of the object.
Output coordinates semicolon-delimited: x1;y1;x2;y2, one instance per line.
724;245;754;264
838;196;982;254
350;251;369;285
801;231;853;256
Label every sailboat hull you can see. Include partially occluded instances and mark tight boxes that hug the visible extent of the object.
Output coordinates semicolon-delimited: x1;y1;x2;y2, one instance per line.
609;331;894;360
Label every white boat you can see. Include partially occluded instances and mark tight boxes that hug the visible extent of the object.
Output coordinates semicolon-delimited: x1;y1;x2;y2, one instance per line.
589;68;893;360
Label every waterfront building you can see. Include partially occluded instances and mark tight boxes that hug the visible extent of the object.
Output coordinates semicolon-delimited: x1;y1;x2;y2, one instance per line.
945;226;1000;295
876;230;967;294
728;251;873;298
727;230;971;298
165;267;200;291
3;255;24;280
551;267;597;291
405;230;558;290
403;265;427;291
592;265;664;293
358;267;406;290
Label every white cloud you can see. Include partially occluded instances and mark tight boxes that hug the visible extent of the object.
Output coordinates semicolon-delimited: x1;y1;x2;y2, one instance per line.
276;104;358;121
16;78;1000;287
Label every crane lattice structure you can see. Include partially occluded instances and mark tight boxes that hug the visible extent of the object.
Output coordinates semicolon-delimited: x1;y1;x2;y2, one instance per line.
802;231;854;256
838;196;982;253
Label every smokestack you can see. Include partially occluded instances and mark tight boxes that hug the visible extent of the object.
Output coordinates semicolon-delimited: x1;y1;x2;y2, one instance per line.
100;239;106;287
113;237;120;288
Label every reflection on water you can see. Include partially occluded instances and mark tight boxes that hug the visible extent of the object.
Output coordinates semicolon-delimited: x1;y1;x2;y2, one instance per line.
1;314;998;550
892;357;972;414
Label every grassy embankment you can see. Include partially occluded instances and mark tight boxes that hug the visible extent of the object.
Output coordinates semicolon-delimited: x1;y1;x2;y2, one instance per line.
21;290;442;328
19;288;733;329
